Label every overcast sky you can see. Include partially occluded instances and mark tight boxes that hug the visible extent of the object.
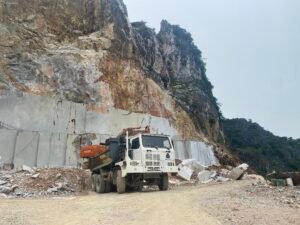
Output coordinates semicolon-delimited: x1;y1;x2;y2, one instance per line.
124;0;300;139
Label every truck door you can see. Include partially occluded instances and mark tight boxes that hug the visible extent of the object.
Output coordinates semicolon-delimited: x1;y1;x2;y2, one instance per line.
131;137;142;162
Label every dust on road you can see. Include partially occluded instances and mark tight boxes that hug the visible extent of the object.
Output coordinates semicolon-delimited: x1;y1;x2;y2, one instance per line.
0;181;299;225
0;186;220;225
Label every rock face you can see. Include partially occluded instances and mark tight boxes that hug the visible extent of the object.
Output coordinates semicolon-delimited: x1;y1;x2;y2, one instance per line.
133;21;223;141
0;0;229;168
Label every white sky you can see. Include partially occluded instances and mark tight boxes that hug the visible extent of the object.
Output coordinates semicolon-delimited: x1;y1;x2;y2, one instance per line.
124;0;300;138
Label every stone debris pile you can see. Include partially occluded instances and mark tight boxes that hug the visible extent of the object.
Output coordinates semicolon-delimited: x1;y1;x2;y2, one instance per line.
248;177;300;209
176;160;250;184
0;166;91;198
177;159;206;181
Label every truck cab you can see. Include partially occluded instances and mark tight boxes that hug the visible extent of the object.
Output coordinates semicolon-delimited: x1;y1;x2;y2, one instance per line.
119;134;177;176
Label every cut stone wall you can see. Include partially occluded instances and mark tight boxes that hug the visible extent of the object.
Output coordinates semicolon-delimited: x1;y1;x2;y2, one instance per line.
0;129;219;168
0;130;80;169
13;131;39;167
0;94;219;168
173;140;219;167
0;130;18;165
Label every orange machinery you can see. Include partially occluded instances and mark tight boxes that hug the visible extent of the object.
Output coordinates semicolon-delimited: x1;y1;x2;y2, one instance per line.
80;144;108;158
80;127;150;159
80;126;151;170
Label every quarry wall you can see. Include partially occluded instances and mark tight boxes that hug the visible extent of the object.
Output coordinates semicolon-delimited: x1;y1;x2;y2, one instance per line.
0;94;219;168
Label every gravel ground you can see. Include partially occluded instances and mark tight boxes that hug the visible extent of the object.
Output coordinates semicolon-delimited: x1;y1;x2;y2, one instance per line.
196;180;300;225
0;179;299;225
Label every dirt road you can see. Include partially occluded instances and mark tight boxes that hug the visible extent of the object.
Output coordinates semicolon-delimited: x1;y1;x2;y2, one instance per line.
0;181;299;225
0;187;220;225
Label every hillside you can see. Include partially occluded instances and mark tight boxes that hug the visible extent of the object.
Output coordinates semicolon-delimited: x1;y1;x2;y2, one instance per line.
0;0;235;169
0;0;222;140
223;118;300;174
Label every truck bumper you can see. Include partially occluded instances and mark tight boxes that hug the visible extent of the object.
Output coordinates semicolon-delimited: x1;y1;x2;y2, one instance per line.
121;162;178;177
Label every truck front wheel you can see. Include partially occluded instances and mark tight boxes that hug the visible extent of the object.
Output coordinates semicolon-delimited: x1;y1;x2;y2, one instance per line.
116;170;126;194
158;173;169;191
95;174;106;193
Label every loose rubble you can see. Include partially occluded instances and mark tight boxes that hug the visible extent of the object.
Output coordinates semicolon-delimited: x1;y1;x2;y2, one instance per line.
247;178;300;209
177;159;206;181
197;170;214;183
1;160;298;203
172;159;300;211
286;178;294;187
176;159;250;185
0;166;91;198
228;163;249;180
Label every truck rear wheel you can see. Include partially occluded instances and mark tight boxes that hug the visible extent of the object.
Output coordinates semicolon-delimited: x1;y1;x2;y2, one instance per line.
158;173;169;191
104;180;112;193
91;174;97;192
116;170;126;194
135;185;143;192
95;174;106;193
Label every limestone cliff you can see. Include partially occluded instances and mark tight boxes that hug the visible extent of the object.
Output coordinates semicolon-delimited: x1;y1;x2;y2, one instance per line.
132;21;223;142
0;0;232;168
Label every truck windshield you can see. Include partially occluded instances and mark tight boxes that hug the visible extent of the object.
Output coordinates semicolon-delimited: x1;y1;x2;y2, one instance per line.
142;135;171;149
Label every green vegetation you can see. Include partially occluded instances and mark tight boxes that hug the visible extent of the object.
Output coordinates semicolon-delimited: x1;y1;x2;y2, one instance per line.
171;24;206;74
223;118;300;175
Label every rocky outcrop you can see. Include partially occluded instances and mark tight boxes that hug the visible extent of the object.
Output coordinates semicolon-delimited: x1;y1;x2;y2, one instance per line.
0;0;227;162
132;21;223;142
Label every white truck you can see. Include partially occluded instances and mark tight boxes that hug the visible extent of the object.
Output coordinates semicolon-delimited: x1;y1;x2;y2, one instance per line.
80;127;178;194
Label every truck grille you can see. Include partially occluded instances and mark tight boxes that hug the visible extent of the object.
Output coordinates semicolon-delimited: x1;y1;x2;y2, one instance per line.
146;153;152;160
146;161;160;166
145;153;160;170
146;154;160;161
147;167;160;171
153;154;160;161
154;161;160;166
